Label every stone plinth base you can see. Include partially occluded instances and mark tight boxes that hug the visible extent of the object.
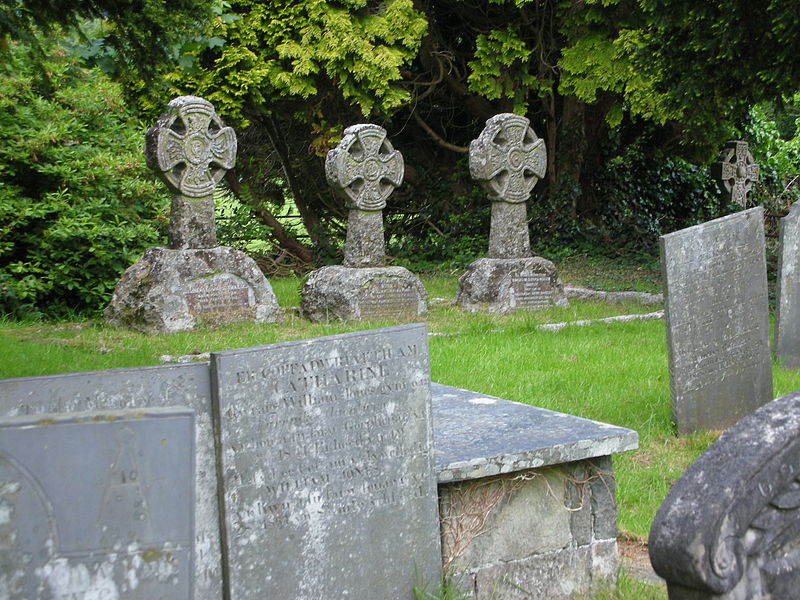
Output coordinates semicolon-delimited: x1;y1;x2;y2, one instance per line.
300;265;426;322
104;246;281;333
433;383;637;600
456;257;568;314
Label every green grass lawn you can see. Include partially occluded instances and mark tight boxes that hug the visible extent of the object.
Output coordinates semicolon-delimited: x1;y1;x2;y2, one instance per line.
2;261;796;600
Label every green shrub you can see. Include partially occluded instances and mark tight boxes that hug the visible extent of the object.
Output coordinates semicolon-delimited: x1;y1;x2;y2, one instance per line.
0;37;169;318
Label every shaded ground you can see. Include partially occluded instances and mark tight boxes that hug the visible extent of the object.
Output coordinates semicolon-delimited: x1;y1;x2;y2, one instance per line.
619;532;665;588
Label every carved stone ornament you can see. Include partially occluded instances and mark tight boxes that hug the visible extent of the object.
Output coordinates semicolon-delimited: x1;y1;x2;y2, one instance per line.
711;140;760;207
649;389;800;599
469;113;546;203
325;124;404;211
145;95;237;198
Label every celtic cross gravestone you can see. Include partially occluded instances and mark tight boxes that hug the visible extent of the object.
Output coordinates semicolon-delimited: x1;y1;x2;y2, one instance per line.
469;113;547;258
711;140;760;207
301;124;426;322
457;114;566;314
326;124;404;268
145;95;237;249
105;95;280;333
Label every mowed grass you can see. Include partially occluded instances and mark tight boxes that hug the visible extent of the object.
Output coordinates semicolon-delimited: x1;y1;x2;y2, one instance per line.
3;265;799;600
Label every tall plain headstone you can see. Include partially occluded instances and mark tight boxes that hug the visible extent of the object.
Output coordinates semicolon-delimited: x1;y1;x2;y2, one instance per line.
104;95;281;333
457;114;567;314
660;207;772;435
775;201;800;368
301;125;426;322
211;324;441;599
711;140;760;207
0;407;195;599
0;363;224;600
649;390;800;599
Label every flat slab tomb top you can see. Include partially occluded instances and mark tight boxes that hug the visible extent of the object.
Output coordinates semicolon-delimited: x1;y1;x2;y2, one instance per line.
432;383;638;483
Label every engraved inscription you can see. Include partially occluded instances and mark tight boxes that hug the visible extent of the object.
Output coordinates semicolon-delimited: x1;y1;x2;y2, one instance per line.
213;326;441;598
358;279;419;319
185;275;253;314
0;409;195;600
510;273;553;309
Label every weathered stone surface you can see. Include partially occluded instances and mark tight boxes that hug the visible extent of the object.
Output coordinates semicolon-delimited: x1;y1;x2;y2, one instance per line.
711;140;760;207
211;324;441;600
660;207;772;435
776;201;800;368
469;113;546;204
488;201;531;259
0;363;223;600
470;113;545;259
564;285;663;306
649;389;800;600
105;246;281;333
145;95;237;249
0;407;194;600
325;123;404;212
343;208;385;267
431;384;637;483
300;265;426;323
456;257;568;315
325;123;403;267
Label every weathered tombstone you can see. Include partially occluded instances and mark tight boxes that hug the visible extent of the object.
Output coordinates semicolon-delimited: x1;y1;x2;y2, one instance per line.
457;114;567;313
300;124;427;322
649;389;800;599
0;407;195;599
211;323;441;598
660;207;772;435
775;201;800;368
711;140;760;207
104;95;281;333
0;363;224;600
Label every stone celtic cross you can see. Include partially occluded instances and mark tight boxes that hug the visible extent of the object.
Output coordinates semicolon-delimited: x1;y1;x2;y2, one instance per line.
469;114;546;258
145;95;237;249
326;124;404;267
711;140;760;207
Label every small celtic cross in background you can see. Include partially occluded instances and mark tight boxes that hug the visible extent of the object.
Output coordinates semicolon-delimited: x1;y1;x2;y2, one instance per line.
145;96;237;249
712;140;760;207
469;113;546;203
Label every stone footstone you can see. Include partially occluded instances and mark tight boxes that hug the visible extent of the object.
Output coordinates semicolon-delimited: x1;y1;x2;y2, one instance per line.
300;265;426;322
104;246;281;333
458;114;566;313
456;257;568;315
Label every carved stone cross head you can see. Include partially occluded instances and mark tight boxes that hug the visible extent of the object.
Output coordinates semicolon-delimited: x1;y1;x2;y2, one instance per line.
712;140;760;207
325;124;404;211
469;113;547;203
145;95;237;198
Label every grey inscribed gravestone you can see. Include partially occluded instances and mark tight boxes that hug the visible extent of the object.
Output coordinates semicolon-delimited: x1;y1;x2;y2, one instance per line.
660;207;772;435
0;363;224;600
0;407;194;599
211;323;441;599
775;201;800;368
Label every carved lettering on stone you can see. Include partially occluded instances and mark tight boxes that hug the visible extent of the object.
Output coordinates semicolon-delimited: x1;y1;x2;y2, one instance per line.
711;140;760;207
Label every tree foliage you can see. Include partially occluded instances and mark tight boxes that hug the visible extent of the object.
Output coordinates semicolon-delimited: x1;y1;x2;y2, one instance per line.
0;37;168;318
